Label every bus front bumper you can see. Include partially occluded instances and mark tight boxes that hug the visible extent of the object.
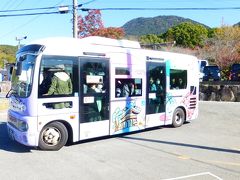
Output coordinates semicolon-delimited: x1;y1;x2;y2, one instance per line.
7;123;39;147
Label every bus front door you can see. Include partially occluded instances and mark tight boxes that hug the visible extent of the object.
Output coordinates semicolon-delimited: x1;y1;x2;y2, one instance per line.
146;61;166;127
79;58;110;140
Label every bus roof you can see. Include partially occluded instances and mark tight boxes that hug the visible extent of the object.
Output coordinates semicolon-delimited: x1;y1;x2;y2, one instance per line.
27;36;197;63
30;36;141;49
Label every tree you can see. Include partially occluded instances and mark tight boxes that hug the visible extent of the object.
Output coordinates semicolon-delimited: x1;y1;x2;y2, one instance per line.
163;22;208;48
91;27;125;39
199;26;240;69
77;10;104;38
77;10;125;39
0;45;17;68
139;34;163;44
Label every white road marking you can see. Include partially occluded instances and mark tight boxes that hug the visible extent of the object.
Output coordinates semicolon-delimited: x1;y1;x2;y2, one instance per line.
161;172;223;180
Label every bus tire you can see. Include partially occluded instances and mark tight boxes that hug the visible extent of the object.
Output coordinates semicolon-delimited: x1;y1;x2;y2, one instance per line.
38;121;68;151
172;108;185;128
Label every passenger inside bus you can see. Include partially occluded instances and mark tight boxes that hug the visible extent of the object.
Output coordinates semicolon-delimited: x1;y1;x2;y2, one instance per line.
170;78;178;89
178;78;186;89
155;78;164;113
45;64;73;109
39;68;53;96
148;77;157;114
170;77;186;90
148;77;164;113
149;77;157;92
115;79;139;97
86;83;102;121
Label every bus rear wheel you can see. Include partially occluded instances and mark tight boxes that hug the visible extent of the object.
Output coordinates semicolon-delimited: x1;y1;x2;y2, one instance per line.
172;108;185;128
39;122;68;151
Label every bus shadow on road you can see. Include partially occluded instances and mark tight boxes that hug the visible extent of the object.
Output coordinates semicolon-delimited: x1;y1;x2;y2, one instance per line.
120;136;240;155
0;122;32;153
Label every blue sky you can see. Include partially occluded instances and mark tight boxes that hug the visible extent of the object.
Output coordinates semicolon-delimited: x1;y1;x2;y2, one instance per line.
0;0;239;46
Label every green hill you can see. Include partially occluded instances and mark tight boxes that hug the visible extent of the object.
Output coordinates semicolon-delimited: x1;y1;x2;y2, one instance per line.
122;15;209;36
0;45;17;68
234;22;240;27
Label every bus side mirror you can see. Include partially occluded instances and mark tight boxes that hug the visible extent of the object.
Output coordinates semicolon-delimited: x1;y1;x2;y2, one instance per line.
16;61;22;76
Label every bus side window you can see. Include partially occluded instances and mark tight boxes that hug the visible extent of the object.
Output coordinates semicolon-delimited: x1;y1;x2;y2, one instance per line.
115;78;142;98
39;68;54;96
43;102;73;109
38;56;78;109
147;64;166;114
170;69;187;90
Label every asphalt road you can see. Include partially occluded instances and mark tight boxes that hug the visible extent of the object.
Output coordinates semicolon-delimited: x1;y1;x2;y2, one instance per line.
0;101;240;180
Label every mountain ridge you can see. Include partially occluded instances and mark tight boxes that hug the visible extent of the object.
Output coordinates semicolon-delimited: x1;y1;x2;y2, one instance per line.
234;22;240;26
122;15;210;36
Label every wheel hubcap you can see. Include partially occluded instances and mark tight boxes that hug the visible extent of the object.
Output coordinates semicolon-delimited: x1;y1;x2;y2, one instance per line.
42;127;61;146
175;113;182;124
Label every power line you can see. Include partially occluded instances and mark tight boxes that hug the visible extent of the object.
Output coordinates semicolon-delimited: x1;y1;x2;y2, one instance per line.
2;4;239;17
0;1;105;20
0;2;239;14
79;7;240;11
0;0;96;13
0;11;61;18
0;5;239;18
0;6;60;13
82;0;98;5
0;0;68;39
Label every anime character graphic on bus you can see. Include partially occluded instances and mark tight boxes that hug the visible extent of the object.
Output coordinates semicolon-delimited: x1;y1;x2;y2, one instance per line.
112;101;142;133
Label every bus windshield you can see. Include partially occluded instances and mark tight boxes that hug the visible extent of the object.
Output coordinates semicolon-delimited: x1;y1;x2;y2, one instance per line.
11;54;37;97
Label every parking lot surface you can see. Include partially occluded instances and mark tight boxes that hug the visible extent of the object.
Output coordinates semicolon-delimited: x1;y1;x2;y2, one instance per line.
0;101;239;180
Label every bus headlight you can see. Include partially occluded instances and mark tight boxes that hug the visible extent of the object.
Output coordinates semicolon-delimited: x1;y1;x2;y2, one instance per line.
18;121;28;132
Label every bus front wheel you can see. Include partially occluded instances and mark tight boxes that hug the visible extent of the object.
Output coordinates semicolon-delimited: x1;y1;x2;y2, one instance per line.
39;121;68;151
172;108;185;128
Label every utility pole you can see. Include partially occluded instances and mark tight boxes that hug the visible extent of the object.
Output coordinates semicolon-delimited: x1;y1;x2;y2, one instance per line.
73;0;78;38
16;36;27;49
